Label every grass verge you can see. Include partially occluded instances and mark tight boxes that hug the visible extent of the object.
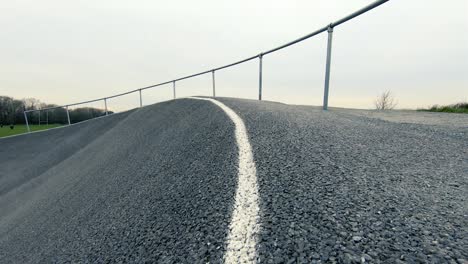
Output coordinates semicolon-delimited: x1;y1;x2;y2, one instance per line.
418;102;468;114
0;124;62;138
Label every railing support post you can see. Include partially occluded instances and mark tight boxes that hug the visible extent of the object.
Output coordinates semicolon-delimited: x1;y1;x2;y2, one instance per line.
173;81;176;99
104;98;108;115
139;89;143;107
212;70;216;97
24;111;30;132
323;25;334;110
66;106;71;125
258;54;263;100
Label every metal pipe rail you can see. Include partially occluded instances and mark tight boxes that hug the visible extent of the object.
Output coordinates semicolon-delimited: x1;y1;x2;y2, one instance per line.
23;0;389;131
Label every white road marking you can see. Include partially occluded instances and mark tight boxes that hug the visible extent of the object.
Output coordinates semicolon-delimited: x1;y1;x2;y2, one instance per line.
190;97;260;263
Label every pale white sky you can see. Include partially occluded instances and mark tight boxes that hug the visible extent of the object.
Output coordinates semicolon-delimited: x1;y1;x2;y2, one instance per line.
1;0;467;111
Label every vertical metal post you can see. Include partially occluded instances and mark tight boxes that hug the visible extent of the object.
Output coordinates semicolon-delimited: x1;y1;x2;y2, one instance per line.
139;89;143;107
66;106;71;125
212;70;216;97
104;98;108;115
24;111;30;132
258;54;263;100
38;110;41;125
173;81;176;99
46;110;49;126
323;25;334;110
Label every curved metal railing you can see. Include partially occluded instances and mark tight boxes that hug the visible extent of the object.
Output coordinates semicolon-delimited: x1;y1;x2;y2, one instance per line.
24;0;390;132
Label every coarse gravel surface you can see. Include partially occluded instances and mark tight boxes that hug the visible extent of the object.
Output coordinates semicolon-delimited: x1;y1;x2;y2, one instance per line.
0;99;238;263
0;97;467;263
218;98;468;264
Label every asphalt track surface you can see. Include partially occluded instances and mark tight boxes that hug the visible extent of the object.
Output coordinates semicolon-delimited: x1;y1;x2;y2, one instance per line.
0;97;467;263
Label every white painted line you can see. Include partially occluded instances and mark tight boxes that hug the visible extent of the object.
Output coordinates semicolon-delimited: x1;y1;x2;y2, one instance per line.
190;97;260;263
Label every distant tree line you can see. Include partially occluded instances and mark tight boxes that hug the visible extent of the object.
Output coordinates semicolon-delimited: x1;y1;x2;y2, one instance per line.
0;95;112;126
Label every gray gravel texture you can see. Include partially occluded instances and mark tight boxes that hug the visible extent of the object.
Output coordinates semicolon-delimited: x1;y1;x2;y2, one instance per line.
218;98;468;264
1;97;467;263
0;111;134;197
0;99;238;263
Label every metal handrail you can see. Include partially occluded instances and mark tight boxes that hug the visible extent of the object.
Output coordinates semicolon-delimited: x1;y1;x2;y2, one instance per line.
23;0;390;131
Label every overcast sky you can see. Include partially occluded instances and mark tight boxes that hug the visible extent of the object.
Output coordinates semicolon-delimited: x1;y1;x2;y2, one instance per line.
1;0;467;110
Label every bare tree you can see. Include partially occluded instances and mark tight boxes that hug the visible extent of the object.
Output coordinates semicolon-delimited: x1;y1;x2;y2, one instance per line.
375;91;397;110
22;98;41;111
